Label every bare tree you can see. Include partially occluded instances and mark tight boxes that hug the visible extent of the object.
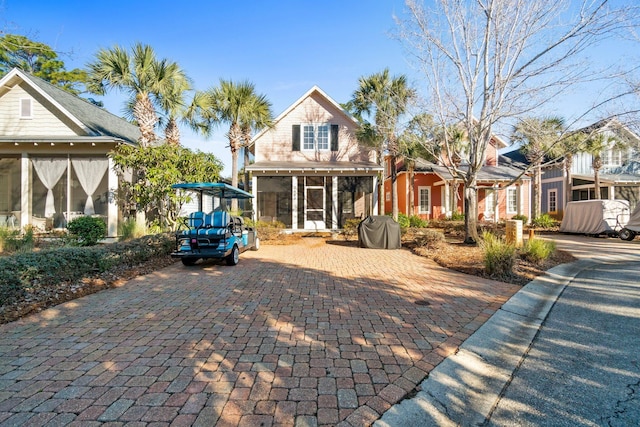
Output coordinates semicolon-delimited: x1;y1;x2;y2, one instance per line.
398;0;638;244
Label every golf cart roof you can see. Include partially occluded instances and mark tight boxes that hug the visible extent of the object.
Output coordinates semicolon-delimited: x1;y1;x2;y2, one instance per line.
172;182;254;199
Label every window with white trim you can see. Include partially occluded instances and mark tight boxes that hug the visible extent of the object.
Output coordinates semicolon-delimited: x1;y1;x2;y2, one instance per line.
602;148;622;168
20;98;32;119
418;186;431;214
303;124;330;151
548;189;558;213
507;187;518;214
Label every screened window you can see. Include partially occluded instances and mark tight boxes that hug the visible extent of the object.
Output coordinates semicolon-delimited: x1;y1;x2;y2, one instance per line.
507;187;517;214
548;189;558;213
418;186;431;214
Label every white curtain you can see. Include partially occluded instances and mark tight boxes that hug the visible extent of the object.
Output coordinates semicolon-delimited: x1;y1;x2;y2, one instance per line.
71;158;109;215
32;158;67;218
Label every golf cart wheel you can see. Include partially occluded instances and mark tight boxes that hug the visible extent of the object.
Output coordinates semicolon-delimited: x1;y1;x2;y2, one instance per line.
181;257;198;266
226;245;239;266
619;228;636;241
251;237;260;251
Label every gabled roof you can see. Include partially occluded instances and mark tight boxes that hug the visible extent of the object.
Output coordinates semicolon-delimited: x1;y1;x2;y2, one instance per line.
250;85;358;145
0;67;140;144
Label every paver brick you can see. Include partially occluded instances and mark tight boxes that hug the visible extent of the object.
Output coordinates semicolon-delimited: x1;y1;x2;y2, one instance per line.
0;240;518;425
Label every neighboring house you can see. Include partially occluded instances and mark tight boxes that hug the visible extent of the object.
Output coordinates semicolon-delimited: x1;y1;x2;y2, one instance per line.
246;86;383;230
384;135;531;222
0;67;140;237
504;118;640;218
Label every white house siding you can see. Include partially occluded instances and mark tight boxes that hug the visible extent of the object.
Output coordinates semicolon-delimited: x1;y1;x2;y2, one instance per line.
0;84;79;137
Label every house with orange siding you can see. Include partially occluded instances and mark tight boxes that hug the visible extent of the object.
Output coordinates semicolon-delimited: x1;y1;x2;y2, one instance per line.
383;135;531;222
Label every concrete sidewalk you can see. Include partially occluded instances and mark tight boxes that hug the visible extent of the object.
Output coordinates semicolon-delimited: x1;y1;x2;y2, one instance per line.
375;235;640;427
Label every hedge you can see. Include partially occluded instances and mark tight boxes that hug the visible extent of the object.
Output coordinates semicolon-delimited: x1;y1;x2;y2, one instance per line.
0;233;174;306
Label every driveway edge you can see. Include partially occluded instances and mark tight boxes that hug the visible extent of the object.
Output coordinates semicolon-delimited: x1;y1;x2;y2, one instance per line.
374;259;593;427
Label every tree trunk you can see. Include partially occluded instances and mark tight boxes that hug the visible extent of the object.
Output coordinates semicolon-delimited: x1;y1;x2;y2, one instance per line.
463;180;479;244
229;123;242;212
408;163;415;216
532;163;542;219
243;145;251;214
564;155;573;209
593;155;602;199
133;93;158;148
391;155;398;221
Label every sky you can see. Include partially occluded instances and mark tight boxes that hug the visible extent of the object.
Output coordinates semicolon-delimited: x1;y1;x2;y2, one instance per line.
2;1;638;176
1;0;415;176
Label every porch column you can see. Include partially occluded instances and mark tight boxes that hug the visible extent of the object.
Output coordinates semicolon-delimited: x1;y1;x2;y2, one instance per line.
20;153;29;229
372;175;379;215
332;176;338;229
291;176;298;230
107;157;118;237
252;175;258;223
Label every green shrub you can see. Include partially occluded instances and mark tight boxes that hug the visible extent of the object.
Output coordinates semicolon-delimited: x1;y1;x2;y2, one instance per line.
521;238;556;264
67;216;107;246
449;211;465;221
0;226;35;254
0;233;174;307
414;229;445;248
480;231;516;277
409;215;428;228
511;214;528;224
341;218;362;240
531;214;558;229
118;218;147;240
394;213;410;229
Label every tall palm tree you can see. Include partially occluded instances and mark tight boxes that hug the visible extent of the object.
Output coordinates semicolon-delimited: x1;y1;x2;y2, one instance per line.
548;132;582;209
156;63;192;146
512;116;564;219
86;43;184;147
240;93;273;194
581;131;626;200
351;69;415;220
191;79;271;211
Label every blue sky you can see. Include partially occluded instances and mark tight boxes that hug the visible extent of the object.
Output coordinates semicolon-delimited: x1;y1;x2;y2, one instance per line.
3;1;637;175
2;0;415;175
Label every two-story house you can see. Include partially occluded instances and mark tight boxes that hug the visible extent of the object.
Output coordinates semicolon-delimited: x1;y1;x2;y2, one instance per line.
384;134;531;222
246;86;383;230
0;68;140;237
504;118;640;217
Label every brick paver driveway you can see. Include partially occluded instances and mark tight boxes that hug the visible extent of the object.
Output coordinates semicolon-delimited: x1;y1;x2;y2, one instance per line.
0;239;519;426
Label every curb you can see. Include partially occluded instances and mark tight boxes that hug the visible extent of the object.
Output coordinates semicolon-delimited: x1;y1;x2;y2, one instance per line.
374;258;594;427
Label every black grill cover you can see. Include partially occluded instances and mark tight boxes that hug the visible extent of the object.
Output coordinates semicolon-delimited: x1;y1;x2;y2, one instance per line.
357;216;401;249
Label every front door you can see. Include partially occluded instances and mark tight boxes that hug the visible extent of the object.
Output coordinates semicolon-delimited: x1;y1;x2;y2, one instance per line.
304;177;325;229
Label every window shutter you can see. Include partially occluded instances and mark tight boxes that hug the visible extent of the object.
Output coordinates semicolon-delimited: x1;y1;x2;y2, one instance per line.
331;124;339;151
292;125;300;151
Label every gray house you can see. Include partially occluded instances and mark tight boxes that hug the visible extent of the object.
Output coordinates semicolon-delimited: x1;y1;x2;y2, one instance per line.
0;67;140;237
504;118;640;217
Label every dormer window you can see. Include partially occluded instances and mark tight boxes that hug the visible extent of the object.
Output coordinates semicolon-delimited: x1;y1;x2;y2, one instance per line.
292;124;339;152
20;98;32;119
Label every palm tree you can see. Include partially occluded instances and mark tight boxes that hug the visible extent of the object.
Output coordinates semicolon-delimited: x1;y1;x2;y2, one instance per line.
549;132;582;209
512;116;564;219
351;69;415;220
581;131;626;200
156;63;192;146
240;93;273;194
86;43;184;147
191;79;271;211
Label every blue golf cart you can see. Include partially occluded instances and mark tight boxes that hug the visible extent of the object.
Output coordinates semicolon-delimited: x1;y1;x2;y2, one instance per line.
171;183;259;266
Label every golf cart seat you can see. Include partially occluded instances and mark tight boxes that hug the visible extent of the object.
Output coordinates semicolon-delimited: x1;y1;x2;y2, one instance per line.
180;211;232;238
